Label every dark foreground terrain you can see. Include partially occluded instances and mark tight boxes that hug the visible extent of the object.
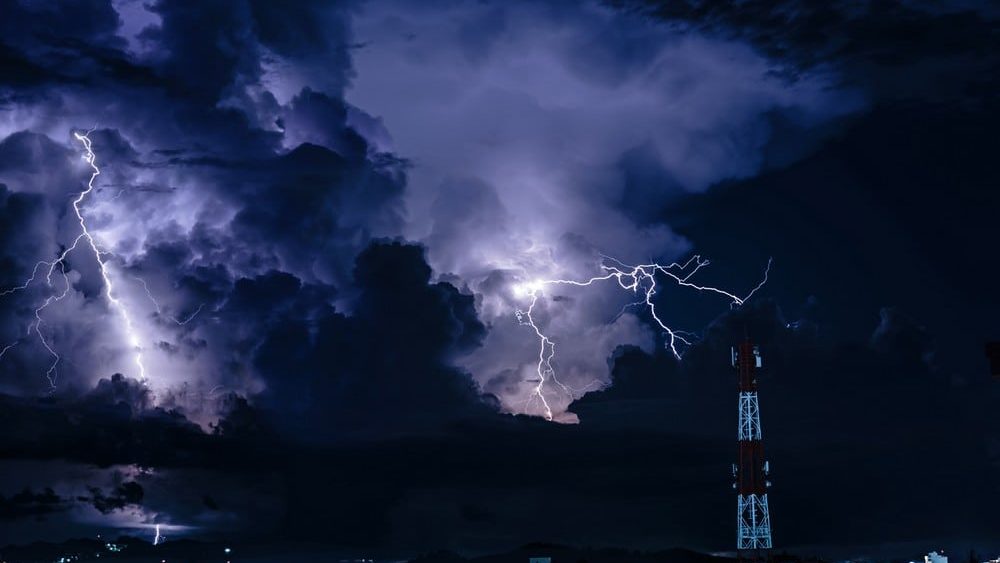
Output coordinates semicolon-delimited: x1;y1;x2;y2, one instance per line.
0;537;826;563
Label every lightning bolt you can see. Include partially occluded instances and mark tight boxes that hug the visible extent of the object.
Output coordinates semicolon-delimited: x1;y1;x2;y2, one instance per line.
514;255;771;420
0;130;147;388
153;523;163;546
132;275;204;326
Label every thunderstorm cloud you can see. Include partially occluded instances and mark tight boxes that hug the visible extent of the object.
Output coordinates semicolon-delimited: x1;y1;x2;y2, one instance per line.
0;0;997;557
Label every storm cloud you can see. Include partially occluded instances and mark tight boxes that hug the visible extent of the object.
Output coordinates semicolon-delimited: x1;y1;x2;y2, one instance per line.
348;0;864;417
0;0;997;558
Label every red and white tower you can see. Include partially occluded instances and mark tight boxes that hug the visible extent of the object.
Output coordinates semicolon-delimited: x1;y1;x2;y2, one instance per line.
732;338;773;557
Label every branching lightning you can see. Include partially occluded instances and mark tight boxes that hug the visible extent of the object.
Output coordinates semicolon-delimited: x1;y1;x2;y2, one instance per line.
132;275;204;326
514;255;771;420
0;130;147;388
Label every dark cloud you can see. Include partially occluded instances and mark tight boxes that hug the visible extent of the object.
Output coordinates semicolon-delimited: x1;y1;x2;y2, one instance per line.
662;102;1000;380
252;241;496;438
0;0;124;85
148;2;259;102
617;0;1000;103
84;480;144;514
0;487;67;521
81;373;153;413
0;380;210;469
0;184;49;289
0;241;496;459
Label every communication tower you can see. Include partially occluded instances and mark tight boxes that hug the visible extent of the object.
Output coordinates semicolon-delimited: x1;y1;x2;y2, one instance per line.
731;338;773;559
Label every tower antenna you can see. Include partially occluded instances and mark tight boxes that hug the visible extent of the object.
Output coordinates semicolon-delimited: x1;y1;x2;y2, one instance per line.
732;337;773;560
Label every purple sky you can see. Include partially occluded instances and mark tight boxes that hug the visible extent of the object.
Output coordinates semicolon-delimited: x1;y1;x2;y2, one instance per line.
0;0;997;557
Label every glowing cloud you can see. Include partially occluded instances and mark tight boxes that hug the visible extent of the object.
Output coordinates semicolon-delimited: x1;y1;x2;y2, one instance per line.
0;131;147;388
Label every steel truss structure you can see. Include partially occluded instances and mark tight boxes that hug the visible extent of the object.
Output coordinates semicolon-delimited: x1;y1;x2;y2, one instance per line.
732;340;773;558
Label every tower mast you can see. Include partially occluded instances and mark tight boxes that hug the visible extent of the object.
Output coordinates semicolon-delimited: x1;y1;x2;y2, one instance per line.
732;338;773;560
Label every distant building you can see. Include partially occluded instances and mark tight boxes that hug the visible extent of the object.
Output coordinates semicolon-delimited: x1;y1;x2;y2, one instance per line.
529;558;551;563
925;551;947;563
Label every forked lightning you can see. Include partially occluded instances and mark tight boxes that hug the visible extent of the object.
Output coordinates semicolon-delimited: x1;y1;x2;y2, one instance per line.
514;255;771;420
0;131;147;388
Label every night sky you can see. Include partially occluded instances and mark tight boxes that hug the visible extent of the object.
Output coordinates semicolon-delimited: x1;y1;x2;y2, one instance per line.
0;0;998;559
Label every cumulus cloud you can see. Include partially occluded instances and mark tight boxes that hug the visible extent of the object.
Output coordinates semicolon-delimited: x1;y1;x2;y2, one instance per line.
0;0;869;421
0;0;408;409
348;0;863;416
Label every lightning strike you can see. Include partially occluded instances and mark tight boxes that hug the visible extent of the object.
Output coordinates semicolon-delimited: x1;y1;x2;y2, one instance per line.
153;523;163;546
132;275;204;326
514;255;771;420
0;342;16;359
0;130;148;388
